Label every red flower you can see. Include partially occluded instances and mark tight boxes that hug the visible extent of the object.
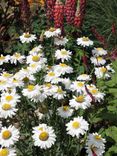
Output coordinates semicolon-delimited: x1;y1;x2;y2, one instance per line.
46;0;56;20
74;0;86;28
64;0;76;24
112;23;116;34
54;0;64;30
91;26;107;48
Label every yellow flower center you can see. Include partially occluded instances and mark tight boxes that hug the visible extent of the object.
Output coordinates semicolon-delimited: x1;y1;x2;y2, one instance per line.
61;50;67;55
13;79;18;83
2;130;12;140
3;73;12;78
24;33;31;38
0;148;9;156
30;64;37;68
60;63;67;67
63;106;69;111
97;48;103;51
77;82;84;87
27;84;35;91
45;83;52;88
72;121;80;129
32;56;40;62
39;131;49;141
38;127;43;131
57;88;63;94
91;89;98;95
82;37;89;41
49;27;56;32
100;67;107;73
23;77;29;83
48;72;55;77
5;95;13;101
75;95;84;103
2;103;12;111
0;56;5;60
95;135;102;140
14;53;21;58
97;57;103;61
0;80;6;85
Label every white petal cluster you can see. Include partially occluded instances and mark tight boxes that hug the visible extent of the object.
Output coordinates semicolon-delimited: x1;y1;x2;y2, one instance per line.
85;133;106;156
77;37;93;47
32;124;56;149
19;32;36;43
54;36;68;46
66;116;89;138
55;49;72;62
44;28;61;38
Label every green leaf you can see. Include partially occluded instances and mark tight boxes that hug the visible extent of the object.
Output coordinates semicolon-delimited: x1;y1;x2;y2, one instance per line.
105;144;117;156
105;126;117;142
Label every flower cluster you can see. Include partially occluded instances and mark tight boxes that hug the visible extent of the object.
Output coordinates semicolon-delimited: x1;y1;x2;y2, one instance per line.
0;29;114;155
85;133;106;156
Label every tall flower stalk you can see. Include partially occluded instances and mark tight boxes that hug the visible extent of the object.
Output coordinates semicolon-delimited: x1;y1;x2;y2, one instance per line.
19;0;31;31
54;0;64;31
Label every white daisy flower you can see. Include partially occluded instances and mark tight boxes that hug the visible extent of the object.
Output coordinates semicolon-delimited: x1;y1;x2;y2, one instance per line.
94;66;110;79
55;49;72;62
66;116;89;138
59;78;71;89
10;53;25;64
44;71;60;83
53;86;66;100
29;45;43;55
43;83;58;96
106;64;115;73
0;79;11;91
86;84;97;91
44;28;61;38
0;55;10;65
57;106;73;118
19;32;36;43
0;125;20;147
32;124;56;149
54;63;73;75
14;68;35;84
69;94;92;110
10;77;24;88
89;88;105;102
85;133;106;156
0;102;18;119
70;81;85;93
77;74;91;81
26;54;46;64
92;48;107;56
0;72;13;81
0;147;16;156
90;56;106;66
28;56;47;73
54;36;68;46
86;133;106;148
85;144;105;156
22;84;41;99
77;37;93;47
1;91;20;104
